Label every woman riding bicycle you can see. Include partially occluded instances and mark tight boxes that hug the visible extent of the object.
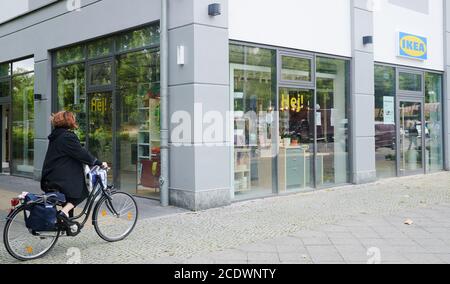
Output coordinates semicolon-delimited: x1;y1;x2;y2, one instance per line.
41;111;108;227
4;110;138;261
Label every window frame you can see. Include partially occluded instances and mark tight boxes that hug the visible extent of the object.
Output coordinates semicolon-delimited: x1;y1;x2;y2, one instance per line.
374;62;445;177
0;77;11;103
0;62;12;79
230;40;352;199
397;68;424;95
278;51;315;88
424;71;445;173
86;57;115;92
51;23;161;197
0;56;35;177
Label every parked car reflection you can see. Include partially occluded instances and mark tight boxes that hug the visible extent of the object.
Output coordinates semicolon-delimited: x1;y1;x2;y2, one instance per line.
375;122;396;150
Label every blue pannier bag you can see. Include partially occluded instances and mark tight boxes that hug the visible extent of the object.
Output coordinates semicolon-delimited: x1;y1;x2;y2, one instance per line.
24;193;66;232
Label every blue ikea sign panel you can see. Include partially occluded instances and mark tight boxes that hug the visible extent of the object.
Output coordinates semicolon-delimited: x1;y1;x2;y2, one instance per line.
399;32;428;61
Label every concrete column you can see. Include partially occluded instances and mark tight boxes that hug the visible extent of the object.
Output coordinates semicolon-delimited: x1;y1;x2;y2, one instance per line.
444;0;450;171
33;53;52;180
168;0;231;210
350;0;377;183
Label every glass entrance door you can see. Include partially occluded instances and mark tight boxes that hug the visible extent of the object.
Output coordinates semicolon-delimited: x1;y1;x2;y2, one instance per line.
278;88;315;192
88;92;113;178
398;100;424;175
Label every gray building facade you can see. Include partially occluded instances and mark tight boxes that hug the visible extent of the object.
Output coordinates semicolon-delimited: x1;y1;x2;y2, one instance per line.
0;0;448;211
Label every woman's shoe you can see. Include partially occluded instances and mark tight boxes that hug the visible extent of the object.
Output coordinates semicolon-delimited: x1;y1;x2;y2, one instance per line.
57;211;81;237
57;211;74;227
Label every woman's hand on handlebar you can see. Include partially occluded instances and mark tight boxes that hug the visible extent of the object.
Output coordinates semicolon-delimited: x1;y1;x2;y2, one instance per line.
101;162;110;170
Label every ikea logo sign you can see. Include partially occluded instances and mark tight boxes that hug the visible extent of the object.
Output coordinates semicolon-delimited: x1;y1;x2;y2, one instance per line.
399;32;428;61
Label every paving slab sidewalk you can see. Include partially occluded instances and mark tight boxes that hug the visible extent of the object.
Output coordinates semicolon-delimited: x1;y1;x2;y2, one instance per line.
0;172;449;264
180;205;450;264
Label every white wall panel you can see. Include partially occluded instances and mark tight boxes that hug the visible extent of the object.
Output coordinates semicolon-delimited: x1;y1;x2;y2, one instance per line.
229;0;352;57
374;0;444;71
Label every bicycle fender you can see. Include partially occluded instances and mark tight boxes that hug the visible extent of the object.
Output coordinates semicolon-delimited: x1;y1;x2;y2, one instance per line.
91;196;107;226
5;205;25;221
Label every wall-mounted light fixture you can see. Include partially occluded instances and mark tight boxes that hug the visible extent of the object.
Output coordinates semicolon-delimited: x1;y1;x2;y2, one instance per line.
177;45;185;65
34;94;43;101
208;3;221;16
363;36;373;45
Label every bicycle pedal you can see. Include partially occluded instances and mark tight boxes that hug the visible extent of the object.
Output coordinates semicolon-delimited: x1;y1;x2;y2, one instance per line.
66;222;82;237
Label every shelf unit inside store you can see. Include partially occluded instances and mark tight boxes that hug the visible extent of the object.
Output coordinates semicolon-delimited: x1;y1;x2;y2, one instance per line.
137;84;161;186
234;147;251;193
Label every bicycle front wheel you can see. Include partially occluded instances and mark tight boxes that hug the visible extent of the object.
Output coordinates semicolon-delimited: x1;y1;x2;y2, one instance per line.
3;206;60;261
93;192;138;242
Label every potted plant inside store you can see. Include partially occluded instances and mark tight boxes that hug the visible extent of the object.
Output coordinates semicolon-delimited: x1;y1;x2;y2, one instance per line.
290;134;299;146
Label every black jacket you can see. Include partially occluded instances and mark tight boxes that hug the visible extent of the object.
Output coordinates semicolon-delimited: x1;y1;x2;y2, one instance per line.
41;128;102;199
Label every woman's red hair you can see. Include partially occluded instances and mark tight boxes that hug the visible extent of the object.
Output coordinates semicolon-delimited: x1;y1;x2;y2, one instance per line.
51;111;78;129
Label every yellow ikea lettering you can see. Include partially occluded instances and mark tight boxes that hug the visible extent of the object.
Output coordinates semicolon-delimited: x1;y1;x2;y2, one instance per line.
400;35;426;58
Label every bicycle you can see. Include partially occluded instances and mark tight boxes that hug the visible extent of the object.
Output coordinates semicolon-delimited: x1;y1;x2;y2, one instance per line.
3;166;139;261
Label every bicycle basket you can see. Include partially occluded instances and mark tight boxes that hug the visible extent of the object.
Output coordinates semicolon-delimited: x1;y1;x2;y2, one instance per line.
24;193;66;232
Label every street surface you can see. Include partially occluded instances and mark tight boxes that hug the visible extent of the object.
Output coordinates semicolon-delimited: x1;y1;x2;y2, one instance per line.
1;172;449;264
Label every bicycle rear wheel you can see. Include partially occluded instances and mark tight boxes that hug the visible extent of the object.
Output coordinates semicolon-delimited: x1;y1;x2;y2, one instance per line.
93;192;138;242
3;206;60;261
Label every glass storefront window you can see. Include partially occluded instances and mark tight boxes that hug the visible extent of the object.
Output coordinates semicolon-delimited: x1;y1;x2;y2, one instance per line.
1;105;10;174
116;49;161;199
399;72;422;92
88;91;114;178
316;57;350;186
89;61;113;87
0;58;35;176
230;44;276;199
281;55;311;82
376;67;444;178
12;58;34;75
56;26;159;66
231;44;351;197
54;24;161;198
375;65;397;178
116;26;160;52
0;63;10;77
0;80;9;97
425;73;443;172
56;63;87;143
87;37;114;59
11;72;34;176
55;45;85;65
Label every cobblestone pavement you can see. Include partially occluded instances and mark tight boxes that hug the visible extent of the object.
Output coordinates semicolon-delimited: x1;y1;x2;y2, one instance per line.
0;174;187;220
0;172;449;264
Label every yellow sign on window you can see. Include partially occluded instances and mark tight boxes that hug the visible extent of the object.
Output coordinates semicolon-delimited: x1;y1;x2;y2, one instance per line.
91;98;108;114
280;94;304;113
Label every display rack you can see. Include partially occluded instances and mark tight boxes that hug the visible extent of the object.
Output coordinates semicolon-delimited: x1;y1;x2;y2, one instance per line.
234;148;251;193
137;83;161;187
